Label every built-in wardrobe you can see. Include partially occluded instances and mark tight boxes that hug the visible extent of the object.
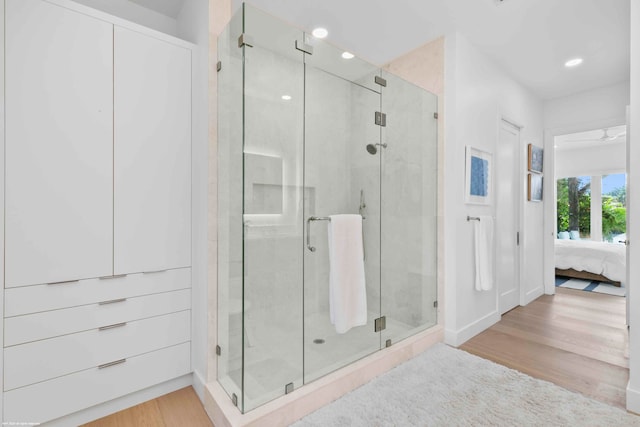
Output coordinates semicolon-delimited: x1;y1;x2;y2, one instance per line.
1;0;193;423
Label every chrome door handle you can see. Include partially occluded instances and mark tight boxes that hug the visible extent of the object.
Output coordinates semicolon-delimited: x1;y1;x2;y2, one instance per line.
306;216;331;252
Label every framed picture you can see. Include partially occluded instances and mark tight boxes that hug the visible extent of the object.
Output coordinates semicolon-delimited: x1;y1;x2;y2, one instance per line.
465;146;492;204
528;173;543;202
528;144;543;173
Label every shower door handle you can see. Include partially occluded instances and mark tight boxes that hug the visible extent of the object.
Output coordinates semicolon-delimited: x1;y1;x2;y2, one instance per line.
306;216;331;252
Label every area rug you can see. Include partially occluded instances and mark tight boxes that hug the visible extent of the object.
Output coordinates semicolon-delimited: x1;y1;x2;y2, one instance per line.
555;276;626;297
293;343;639;427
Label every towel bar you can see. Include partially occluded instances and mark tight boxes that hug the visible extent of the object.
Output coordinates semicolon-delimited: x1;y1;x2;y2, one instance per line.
467;216;481;222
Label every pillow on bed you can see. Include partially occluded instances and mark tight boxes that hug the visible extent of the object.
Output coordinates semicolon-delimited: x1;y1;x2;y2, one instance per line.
558;231;570;240
569;230;580;240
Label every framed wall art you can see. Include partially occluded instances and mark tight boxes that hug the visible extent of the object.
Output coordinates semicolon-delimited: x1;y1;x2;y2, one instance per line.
465;146;492;205
528;173;543;202
528;143;543;173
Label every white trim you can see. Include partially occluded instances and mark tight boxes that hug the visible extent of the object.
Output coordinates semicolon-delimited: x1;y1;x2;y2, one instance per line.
445;310;500;347
44;0;195;49
543;116;626;295
45;374;193;426
192;369;207;402
523;286;544;306
627;382;640;415
0;0;6;419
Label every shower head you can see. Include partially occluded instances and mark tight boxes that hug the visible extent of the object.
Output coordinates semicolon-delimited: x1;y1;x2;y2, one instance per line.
366;143;387;155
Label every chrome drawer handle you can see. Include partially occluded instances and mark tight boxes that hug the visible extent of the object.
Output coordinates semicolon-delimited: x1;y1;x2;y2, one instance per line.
98;359;126;369
98;298;127;306
47;279;80;286
99;274;128;280
143;269;167;274
98;322;127;331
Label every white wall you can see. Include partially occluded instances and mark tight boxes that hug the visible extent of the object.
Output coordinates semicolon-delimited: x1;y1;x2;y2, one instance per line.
626;0;640;414
555;142;626;178
70;0;178;35
444;33;544;346
544;81;630;131
176;0;210;401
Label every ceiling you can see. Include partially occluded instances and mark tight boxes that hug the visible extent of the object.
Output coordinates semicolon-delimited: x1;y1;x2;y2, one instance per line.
555;125;627;151
129;0;185;18
227;0;630;101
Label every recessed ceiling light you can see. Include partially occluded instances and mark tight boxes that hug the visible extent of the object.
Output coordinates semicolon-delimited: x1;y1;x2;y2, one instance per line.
281;95;292;101
564;58;583;68
312;27;328;39
341;51;355;59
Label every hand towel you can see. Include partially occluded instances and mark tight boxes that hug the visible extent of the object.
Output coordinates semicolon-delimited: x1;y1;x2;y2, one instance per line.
328;214;367;334
474;215;494;291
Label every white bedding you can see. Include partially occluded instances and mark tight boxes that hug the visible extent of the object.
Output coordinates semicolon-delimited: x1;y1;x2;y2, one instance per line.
555;239;626;282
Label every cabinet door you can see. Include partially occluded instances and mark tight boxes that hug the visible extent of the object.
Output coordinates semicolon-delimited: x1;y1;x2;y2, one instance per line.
5;0;114;287
114;27;191;274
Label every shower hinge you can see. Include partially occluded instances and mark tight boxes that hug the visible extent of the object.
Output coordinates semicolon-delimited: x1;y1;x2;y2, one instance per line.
375;112;387;127
232;393;238;406
385;339;392;348
285;382;294;394
295;40;313;55
374;76;387;87
216;345;221;356
216;61;222;72
434;112;439;119
238;33;254;48
433;301;438;308
374;316;387;332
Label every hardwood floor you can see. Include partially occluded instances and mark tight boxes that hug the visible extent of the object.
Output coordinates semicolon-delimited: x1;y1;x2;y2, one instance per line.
461;287;629;409
82;387;213;427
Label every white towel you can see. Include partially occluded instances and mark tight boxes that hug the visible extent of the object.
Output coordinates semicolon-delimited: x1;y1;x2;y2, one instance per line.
328;214;367;334
473;216;494;291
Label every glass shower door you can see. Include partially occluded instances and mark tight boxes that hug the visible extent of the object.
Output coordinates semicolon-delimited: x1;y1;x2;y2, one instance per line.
303;38;383;383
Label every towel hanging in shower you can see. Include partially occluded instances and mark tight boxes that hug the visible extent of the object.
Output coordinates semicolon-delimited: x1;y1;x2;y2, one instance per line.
328;214;367;334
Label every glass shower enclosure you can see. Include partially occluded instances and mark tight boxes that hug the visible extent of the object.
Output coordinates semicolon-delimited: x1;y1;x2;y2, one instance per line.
217;4;438;413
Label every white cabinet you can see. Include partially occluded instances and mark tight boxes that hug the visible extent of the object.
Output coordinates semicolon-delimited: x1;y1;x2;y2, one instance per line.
4;0;114;287
114;27;192;275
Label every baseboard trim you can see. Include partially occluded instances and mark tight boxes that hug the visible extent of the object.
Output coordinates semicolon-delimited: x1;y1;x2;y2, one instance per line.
445;310;500;347
45;374;193;426
524;286;544;306
627;382;640;413
205;325;444;427
192;369;207;402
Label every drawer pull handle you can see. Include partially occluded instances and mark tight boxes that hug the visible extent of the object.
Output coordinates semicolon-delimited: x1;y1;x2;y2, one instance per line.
98;359;126;369
143;269;167;274
98;298;127;306
47;279;80;286
99;322;127;331
99;274;128;280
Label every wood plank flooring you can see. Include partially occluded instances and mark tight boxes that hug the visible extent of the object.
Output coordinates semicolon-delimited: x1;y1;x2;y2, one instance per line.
461;287;629;409
82;387;213;427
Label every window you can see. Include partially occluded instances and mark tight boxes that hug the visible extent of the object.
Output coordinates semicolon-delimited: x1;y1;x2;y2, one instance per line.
557;176;591;239
602;173;626;243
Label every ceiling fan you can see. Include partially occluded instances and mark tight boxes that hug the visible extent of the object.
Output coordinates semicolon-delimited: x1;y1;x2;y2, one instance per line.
567;128;627;143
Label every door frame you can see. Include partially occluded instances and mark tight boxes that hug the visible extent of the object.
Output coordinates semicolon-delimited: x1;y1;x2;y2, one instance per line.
542;116;627;295
497;115;525;313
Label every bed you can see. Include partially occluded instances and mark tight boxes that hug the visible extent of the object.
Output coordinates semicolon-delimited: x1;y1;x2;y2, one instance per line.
555;239;626;286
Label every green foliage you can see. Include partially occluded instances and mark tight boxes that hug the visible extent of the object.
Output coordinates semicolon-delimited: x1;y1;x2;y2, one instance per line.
557;178;627;241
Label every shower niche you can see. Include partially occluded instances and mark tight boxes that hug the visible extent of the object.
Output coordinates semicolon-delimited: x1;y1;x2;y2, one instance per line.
217;3;439;413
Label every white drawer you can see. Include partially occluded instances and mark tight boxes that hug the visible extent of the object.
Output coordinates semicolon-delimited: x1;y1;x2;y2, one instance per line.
4;342;190;425
4;267;190;317
5;288;191;346
4;310;190;391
